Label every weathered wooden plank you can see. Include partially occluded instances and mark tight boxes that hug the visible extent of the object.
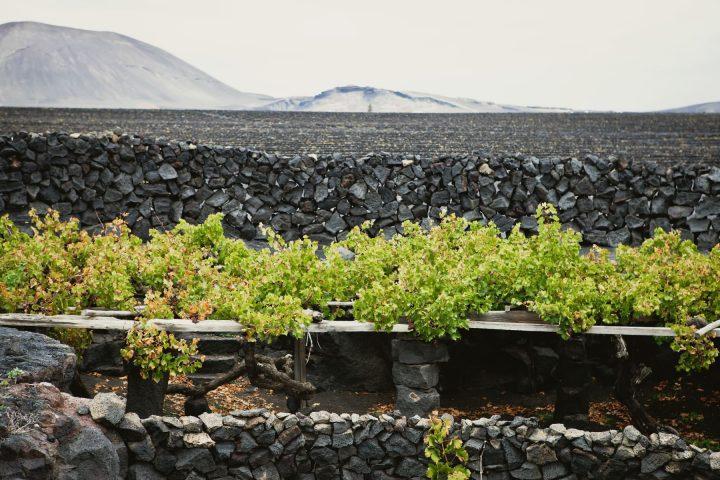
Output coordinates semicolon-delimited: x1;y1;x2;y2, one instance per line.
465;320;677;337
0;313;244;333
145;319;244;333
0;312;715;337
0;314;136;331
327;301;354;308
469;310;542;323
697;319;720;337
306;321;410;333
310;319;678;337
81;309;140;318
80;307;322;321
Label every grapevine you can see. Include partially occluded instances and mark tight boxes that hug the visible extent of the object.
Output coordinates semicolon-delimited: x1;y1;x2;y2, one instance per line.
0;204;717;378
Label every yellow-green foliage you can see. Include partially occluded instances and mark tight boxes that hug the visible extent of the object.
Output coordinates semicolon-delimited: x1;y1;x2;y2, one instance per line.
0;204;718;374
614;231;720;371
424;416;470;480
121;320;203;382
350;217;503;341
0;210;86;314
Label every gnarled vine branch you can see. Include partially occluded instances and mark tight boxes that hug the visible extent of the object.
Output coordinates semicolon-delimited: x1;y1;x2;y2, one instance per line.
612;335;678;435
167;340;315;400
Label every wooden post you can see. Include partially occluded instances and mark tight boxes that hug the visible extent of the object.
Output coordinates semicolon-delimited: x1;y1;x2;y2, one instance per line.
293;336;307;384
612;335;661;434
287;336;307;412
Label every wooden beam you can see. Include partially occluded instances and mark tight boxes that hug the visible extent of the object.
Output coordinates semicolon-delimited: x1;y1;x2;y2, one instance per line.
307;321;409;333
79;307;322;322
81;306;146;317
0;313;243;333
81;309;140;318
293;337;307;383
327;301;354;308
307;319;680;337
0;314;136;331
465;320;677;337
0;312;716;338
697;319;720;337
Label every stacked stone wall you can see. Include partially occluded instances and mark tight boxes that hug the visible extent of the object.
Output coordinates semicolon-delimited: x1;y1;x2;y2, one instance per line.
1;132;719;249
3;383;720;480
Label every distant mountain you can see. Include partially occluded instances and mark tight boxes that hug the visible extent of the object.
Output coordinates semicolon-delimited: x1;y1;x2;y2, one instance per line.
0;22;576;112
260;86;573;113
0;21;273;109
662;101;720;113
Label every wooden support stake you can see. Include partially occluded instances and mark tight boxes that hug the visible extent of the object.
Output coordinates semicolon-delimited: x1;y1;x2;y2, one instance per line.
612;335;663;434
288;336;308;412
293;337;307;384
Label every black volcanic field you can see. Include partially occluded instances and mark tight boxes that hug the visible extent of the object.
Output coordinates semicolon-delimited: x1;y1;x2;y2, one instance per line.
1;108;718;166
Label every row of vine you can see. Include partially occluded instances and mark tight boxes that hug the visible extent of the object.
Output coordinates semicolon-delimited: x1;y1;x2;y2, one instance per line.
0;203;718;380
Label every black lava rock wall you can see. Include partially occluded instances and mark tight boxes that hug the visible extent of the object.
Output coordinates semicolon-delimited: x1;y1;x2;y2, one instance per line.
5;382;720;480
1;131;719;249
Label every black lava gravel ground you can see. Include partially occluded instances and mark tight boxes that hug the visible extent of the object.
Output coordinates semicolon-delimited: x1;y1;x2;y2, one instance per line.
1;108;718;166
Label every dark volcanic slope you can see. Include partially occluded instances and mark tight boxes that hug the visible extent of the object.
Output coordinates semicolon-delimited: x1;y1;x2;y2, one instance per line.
0;108;718;166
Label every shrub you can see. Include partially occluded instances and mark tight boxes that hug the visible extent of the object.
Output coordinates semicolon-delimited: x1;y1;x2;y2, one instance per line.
120;321;203;382
424;415;470;480
0;204;718;376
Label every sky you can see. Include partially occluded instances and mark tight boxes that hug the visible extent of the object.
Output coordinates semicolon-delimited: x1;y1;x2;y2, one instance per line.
4;0;720;111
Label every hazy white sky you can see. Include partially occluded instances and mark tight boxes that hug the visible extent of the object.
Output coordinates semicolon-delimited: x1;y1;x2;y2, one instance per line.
5;0;720;111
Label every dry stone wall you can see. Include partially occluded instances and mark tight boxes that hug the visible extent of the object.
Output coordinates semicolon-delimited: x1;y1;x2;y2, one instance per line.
2;383;720;480
1;132;720;248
